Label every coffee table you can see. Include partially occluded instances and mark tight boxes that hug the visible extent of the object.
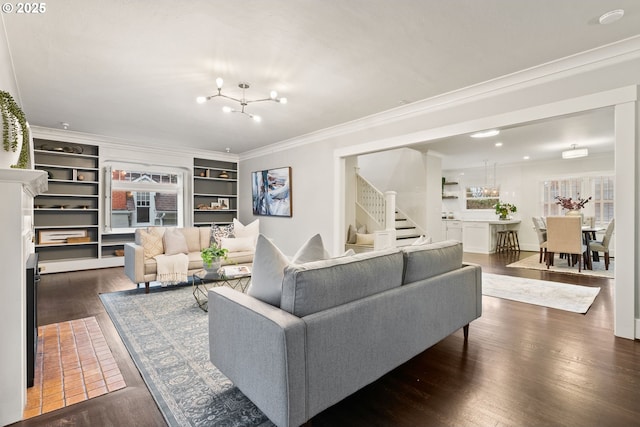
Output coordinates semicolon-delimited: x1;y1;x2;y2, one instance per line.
192;266;251;312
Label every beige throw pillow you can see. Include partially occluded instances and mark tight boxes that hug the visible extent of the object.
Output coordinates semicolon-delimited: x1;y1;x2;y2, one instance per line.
140;229;164;260
163;228;189;256
220;236;254;252
356;233;375;246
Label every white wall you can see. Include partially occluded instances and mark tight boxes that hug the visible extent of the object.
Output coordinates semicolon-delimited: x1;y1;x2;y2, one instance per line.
0;19;19;99
240;52;640;338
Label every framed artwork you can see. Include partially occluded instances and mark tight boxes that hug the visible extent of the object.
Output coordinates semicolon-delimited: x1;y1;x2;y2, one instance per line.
251;167;292;217
218;197;230;210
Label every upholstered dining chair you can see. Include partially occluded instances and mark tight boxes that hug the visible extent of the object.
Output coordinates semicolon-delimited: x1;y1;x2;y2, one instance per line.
531;217;547;263
589;218;615;270
545;216;591;272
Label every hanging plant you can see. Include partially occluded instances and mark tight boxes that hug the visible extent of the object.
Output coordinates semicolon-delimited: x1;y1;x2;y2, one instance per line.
1;90;30;168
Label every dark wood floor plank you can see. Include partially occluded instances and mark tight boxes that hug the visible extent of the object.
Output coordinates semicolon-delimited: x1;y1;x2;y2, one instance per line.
14;251;639;427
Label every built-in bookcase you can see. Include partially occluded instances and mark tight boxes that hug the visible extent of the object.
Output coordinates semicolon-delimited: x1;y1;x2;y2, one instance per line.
33;139;100;267
193;158;238;226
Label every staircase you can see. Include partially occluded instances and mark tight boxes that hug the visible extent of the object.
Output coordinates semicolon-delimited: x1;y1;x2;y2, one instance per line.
394;210;423;246
355;173;425;247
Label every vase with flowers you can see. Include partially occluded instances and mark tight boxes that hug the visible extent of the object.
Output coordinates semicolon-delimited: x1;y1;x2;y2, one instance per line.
495;201;517;220
555;195;592;221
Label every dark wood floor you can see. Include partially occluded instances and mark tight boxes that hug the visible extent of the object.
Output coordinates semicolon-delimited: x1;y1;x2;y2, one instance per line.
15;251;639;427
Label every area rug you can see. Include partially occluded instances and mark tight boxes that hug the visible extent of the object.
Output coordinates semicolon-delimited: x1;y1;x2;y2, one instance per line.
482;273;600;313
100;285;273;427
507;254;614;279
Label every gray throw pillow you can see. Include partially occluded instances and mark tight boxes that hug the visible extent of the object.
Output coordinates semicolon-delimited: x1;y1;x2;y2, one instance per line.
291;233;329;264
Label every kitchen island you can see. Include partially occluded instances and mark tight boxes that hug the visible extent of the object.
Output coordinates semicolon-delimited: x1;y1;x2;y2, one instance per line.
442;219;521;254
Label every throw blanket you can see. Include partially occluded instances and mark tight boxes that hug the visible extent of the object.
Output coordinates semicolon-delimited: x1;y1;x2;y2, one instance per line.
155;253;189;285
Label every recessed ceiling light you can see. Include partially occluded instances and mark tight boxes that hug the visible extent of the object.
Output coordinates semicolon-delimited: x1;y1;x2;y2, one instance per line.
523;155;530;160
599;9;624;25
495;142;503;147
470;129;500;138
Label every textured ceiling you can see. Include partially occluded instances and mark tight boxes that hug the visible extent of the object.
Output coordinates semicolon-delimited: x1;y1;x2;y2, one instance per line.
3;0;640;157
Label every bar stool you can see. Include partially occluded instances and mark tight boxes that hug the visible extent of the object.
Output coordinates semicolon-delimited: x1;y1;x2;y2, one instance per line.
496;224;520;252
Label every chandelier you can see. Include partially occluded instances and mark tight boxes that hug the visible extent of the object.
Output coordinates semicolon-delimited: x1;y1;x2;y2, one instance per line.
196;77;287;122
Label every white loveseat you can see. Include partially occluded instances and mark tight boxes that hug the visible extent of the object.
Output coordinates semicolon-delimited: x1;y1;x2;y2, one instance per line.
124;225;255;293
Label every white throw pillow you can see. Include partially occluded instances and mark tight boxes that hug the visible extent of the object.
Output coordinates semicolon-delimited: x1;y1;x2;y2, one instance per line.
220;236;254;253
355;233;375;246
163;228;189;255
233;218;260;244
337;248;356;257
411;235;433;246
291;233;330;264
247;234;289;307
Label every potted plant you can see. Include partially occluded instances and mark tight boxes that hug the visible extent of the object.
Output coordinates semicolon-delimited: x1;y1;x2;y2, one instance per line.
201;243;229;272
1;90;30;169
495;201;517;220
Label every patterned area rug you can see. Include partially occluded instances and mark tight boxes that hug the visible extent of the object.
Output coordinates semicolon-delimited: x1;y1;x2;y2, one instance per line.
506;254;614;279
100;285;274;427
482;273;601;313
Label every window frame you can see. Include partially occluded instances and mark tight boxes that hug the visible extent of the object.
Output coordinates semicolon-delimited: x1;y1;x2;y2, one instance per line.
104;162;188;233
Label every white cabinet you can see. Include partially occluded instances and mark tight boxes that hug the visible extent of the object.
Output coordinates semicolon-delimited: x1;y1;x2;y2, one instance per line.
442;220;462;241
463;222;493;253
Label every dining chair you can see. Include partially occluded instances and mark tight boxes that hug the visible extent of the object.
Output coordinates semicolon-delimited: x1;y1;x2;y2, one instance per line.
588;218;615;270
545;216;591;272
531;217;547;263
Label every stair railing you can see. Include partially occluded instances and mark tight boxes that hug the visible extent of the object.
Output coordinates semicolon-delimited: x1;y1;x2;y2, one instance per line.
356;174;386;227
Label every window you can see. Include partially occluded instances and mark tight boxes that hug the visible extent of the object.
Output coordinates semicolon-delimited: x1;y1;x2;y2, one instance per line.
105;163;186;232
541;175;614;225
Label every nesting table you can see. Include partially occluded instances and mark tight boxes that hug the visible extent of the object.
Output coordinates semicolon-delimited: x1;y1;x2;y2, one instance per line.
192;266;251;312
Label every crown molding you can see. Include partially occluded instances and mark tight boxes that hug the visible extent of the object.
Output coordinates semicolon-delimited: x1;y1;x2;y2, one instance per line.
241;35;640;161
30;126;239;162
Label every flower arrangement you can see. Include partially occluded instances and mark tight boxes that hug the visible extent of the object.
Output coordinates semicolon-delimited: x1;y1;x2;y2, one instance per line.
495;201;517;219
555;195;592;211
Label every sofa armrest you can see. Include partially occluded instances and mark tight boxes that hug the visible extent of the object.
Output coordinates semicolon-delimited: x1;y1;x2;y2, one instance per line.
124;242;146;284
462;262;483;318
209;287;307;427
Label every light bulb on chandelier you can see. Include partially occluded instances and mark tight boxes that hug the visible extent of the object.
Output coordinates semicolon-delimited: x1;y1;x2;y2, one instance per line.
197;77;287;122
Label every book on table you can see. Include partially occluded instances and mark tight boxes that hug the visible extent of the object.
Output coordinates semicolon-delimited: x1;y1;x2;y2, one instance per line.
221;265;251;278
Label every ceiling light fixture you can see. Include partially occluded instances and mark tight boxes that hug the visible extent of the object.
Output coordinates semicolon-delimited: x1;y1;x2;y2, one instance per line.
562;144;589;159
470;129;500;138
494;142;503;147
599;9;624;25
196;78;287;122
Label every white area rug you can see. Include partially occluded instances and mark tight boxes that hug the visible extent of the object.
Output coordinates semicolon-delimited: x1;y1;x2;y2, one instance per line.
507;254;614;279
482;273;601;314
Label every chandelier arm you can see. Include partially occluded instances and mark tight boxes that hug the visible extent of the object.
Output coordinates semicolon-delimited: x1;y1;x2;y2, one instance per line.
245;98;277;104
215;93;244;104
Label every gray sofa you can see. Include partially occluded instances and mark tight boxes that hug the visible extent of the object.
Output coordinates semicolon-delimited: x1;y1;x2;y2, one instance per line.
208;240;482;427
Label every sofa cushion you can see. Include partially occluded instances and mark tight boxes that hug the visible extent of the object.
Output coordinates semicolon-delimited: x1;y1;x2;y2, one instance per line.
221;236;254;253
281;248;404;317
139;229;164;260
246;234;289;307
233;218;260;244
211;224;234;246
164;228;189;255
181;227;201;253
291;234;329;264
401;240;463;285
